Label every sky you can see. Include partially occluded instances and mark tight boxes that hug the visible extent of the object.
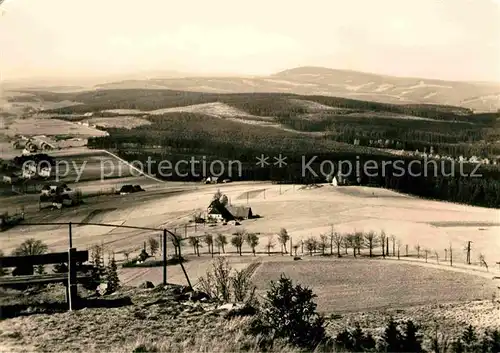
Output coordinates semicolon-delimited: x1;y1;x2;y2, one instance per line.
0;0;499;82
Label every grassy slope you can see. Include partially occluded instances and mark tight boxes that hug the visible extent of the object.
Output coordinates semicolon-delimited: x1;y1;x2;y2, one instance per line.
0;282;499;353
251;259;497;313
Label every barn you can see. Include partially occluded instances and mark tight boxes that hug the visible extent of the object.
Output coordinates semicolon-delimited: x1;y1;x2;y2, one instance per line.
226;205;253;220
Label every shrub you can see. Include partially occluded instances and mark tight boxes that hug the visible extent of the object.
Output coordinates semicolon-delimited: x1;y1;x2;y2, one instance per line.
231;268;256;303
401;320;423;352
196;257;257;304
381;317;403;352
335;323;376;352
148;236;159;256
198;257;231;302
377;318;423;353
11;238;48;276
105;254;120;294
83;244;106;291
249;274;326;349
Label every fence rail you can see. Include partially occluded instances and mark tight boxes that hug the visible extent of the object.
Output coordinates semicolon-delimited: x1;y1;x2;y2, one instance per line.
10;221;202;288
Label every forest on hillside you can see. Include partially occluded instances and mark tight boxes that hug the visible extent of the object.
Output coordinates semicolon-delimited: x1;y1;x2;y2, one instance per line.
34;88;500;158
87;111;500;209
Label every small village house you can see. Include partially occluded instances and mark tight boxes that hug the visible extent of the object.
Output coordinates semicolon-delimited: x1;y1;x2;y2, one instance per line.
206;199;253;222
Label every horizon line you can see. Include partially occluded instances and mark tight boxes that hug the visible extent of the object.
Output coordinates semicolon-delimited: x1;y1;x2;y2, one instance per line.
2;65;500;86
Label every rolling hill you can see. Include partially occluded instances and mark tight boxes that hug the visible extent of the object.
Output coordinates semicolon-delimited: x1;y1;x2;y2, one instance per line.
86;67;500;112
3;67;499;112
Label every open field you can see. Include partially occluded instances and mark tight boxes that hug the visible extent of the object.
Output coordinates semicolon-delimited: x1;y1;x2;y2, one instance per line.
251;257;497;313
3;118;108;138
1;181;499;279
86;116;152;129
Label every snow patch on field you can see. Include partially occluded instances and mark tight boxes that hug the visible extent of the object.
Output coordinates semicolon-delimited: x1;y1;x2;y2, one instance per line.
344;82;375;91
288;99;344;111
374;84;394;92
423;92;438;99
263;79;317;87
408;81;453;90
88;116;151;129
148;102;270;120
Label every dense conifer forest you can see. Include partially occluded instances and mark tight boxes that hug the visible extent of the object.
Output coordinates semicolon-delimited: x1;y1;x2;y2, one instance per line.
30;89;499;208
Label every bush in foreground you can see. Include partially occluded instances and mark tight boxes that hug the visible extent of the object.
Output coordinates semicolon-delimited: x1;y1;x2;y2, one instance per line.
249;274;326;350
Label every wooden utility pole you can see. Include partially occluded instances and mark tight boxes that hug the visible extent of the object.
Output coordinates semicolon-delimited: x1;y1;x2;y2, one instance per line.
68;222;73;248
466;241;472;265
450;245;453;267
162;229;167;285
405;244;408;257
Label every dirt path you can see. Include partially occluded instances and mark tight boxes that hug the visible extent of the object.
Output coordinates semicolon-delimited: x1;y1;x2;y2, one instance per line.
101;150;164;183
382;256;500;280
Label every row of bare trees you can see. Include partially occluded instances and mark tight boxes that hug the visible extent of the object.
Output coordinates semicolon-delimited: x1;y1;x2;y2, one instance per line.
141;224;490;271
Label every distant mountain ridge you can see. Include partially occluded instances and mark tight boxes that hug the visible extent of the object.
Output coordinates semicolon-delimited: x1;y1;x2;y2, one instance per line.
5;66;500;112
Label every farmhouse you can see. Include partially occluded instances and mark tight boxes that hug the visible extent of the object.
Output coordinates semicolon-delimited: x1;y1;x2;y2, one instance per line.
203;176;219;184
226;205;253;219
40;183;71;197
118;184;144;195
206;200;253;222
207;200;235;221
329;173;347;187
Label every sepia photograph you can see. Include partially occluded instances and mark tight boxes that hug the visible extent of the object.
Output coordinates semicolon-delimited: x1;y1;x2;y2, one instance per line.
0;0;499;352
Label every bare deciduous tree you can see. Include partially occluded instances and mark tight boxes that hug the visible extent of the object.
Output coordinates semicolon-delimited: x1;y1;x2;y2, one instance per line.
231;231;245;256
204;233;214;255
346;233;357;258
189;237;201;256
479;253;488;271
396;239;402;260
305;237;316;256
319;233;328;255
424;248;429;262
354;231;363;255
342;235;349;255
266;235;275;256
332;232;343;257
215;233;227;254
246;233;259;256
390;235;396;256
278;228;290;254
415;244;421;259
380;231;387;258
148;236;159;256
364;231;378;257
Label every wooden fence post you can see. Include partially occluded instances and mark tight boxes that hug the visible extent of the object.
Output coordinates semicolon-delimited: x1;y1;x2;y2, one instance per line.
67;247;77;311
176;237;192;289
